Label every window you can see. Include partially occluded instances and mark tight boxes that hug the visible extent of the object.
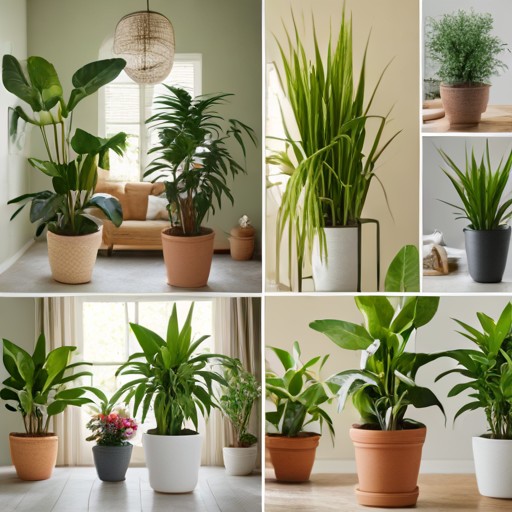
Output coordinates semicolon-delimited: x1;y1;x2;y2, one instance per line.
99;51;202;182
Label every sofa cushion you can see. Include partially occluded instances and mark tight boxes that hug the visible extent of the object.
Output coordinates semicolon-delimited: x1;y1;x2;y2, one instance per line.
146;195;169;221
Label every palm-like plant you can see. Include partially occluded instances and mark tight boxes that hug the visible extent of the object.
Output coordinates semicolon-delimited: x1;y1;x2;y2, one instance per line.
145;86;257;236
268;9;400;289
115;303;226;436
439;142;512;230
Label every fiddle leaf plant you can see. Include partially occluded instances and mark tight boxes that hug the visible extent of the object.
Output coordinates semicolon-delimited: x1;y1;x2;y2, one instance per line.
2;55;127;236
0;334;95;435
310;296;445;430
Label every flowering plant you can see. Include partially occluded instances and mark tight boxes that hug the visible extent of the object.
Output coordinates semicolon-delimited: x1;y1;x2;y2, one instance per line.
86;410;138;446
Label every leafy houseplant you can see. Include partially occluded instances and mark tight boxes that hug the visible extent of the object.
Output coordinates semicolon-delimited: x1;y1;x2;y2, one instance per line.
2;55;127;283
439;142;512;283
265;342;335;482
310;296;444;507
268;8;399;292
114;303;226;492
439;303;512;498
145;86;257;287
426;10;508;125
0;334;95;480
217;358;261;476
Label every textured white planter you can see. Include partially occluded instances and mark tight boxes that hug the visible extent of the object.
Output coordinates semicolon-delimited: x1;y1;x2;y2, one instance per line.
143;432;202;493
47;227;102;284
473;436;512;498
223;445;257;476
312;226;358;291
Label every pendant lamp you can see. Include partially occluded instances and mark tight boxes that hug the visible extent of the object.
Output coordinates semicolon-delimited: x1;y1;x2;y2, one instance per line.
113;0;175;84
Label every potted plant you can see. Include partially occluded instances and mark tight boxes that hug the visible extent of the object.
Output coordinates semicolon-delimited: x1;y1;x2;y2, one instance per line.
267;8;399;292
85;390;138;482
216;357;261;476
438;142;512;283
426;10;508;126
438;302;512;498
310;296;445;507
114;303;225;493
2;55;127;284
265;342;335;483
145;85;257;288
0;334;95;480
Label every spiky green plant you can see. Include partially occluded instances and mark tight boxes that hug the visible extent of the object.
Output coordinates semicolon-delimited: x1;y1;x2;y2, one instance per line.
439;142;512;230
268;8;400;290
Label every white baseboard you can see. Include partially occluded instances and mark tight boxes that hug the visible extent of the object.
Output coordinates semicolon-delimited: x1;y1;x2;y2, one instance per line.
0;239;34;274
313;459;475;474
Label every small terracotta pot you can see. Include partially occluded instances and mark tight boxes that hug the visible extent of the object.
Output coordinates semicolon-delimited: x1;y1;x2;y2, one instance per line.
440;83;490;126
230;225;256;238
228;236;255;260
161;227;215;288
350;425;426;507
9;433;58;481
47;228;103;284
266;433;320;482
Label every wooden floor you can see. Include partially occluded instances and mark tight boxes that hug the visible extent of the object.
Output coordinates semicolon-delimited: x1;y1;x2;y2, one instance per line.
265;472;512;511
0;466;261;512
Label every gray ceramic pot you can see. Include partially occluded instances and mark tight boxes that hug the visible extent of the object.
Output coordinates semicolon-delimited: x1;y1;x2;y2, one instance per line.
464;226;511;283
92;444;133;482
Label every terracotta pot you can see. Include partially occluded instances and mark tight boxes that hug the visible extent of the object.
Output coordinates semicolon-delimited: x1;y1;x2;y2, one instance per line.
350;425;426;507
440;83;490;126
47;227;102;284
228;236;255;260
230;225;256;238
266;433;320;482
161;227;215;288
9;433;58;481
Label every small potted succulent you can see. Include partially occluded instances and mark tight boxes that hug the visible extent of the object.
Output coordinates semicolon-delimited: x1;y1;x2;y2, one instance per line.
438;142;512;283
310;296;445;507
266;342;335;483
217;357;261;475
426;10;508;125
145;86;257;288
0;334;95;480
85;390;138;482
439;302;512;498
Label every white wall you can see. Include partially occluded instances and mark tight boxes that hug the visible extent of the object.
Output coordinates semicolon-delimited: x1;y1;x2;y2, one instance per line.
0;0;33;271
423;0;512;104
0;297;37;465
265;295;509;472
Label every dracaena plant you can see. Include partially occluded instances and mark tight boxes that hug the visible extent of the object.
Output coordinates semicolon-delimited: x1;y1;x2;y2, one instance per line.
217;358;261;447
438;303;512;439
266;342;335;439
267;8;400;289
310;296;445;431
114;303;226;436
0;334;95;435
438;142;512;231
2;55;128;236
144;86;257;236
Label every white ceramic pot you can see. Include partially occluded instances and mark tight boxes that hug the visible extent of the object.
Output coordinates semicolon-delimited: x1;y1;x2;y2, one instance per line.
473;436;512;498
223;445;257;476
143;431;202;493
312;226;358;292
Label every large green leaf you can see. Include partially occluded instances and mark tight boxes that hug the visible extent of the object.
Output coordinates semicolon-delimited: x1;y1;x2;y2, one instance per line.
355;296;394;338
310;319;373;350
26;56;63;111
88;194;123;227
42;346;76;393
384;245;420;292
130;323;165;361
2;54;41;111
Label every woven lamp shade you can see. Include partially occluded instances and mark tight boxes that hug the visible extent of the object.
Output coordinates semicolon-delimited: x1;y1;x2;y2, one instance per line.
114;10;175;84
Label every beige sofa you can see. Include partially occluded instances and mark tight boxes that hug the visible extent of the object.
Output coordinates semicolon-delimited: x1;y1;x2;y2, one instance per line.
95;181;168;255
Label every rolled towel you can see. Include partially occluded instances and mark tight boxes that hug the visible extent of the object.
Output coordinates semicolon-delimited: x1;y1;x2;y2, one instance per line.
423;230;445;246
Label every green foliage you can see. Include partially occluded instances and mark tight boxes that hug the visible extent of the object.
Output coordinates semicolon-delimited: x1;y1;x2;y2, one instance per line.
439;303;512;439
439;142;512;230
145;86;257;236
310;296;445;431
426;10;507;85
115;303;226;436
384;245;420;292
0;334;95;435
268;9;399;289
266;342;335;439
217;358;261;447
2;55;127;236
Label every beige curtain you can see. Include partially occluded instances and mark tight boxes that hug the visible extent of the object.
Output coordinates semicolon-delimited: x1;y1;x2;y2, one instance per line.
203;297;261;466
